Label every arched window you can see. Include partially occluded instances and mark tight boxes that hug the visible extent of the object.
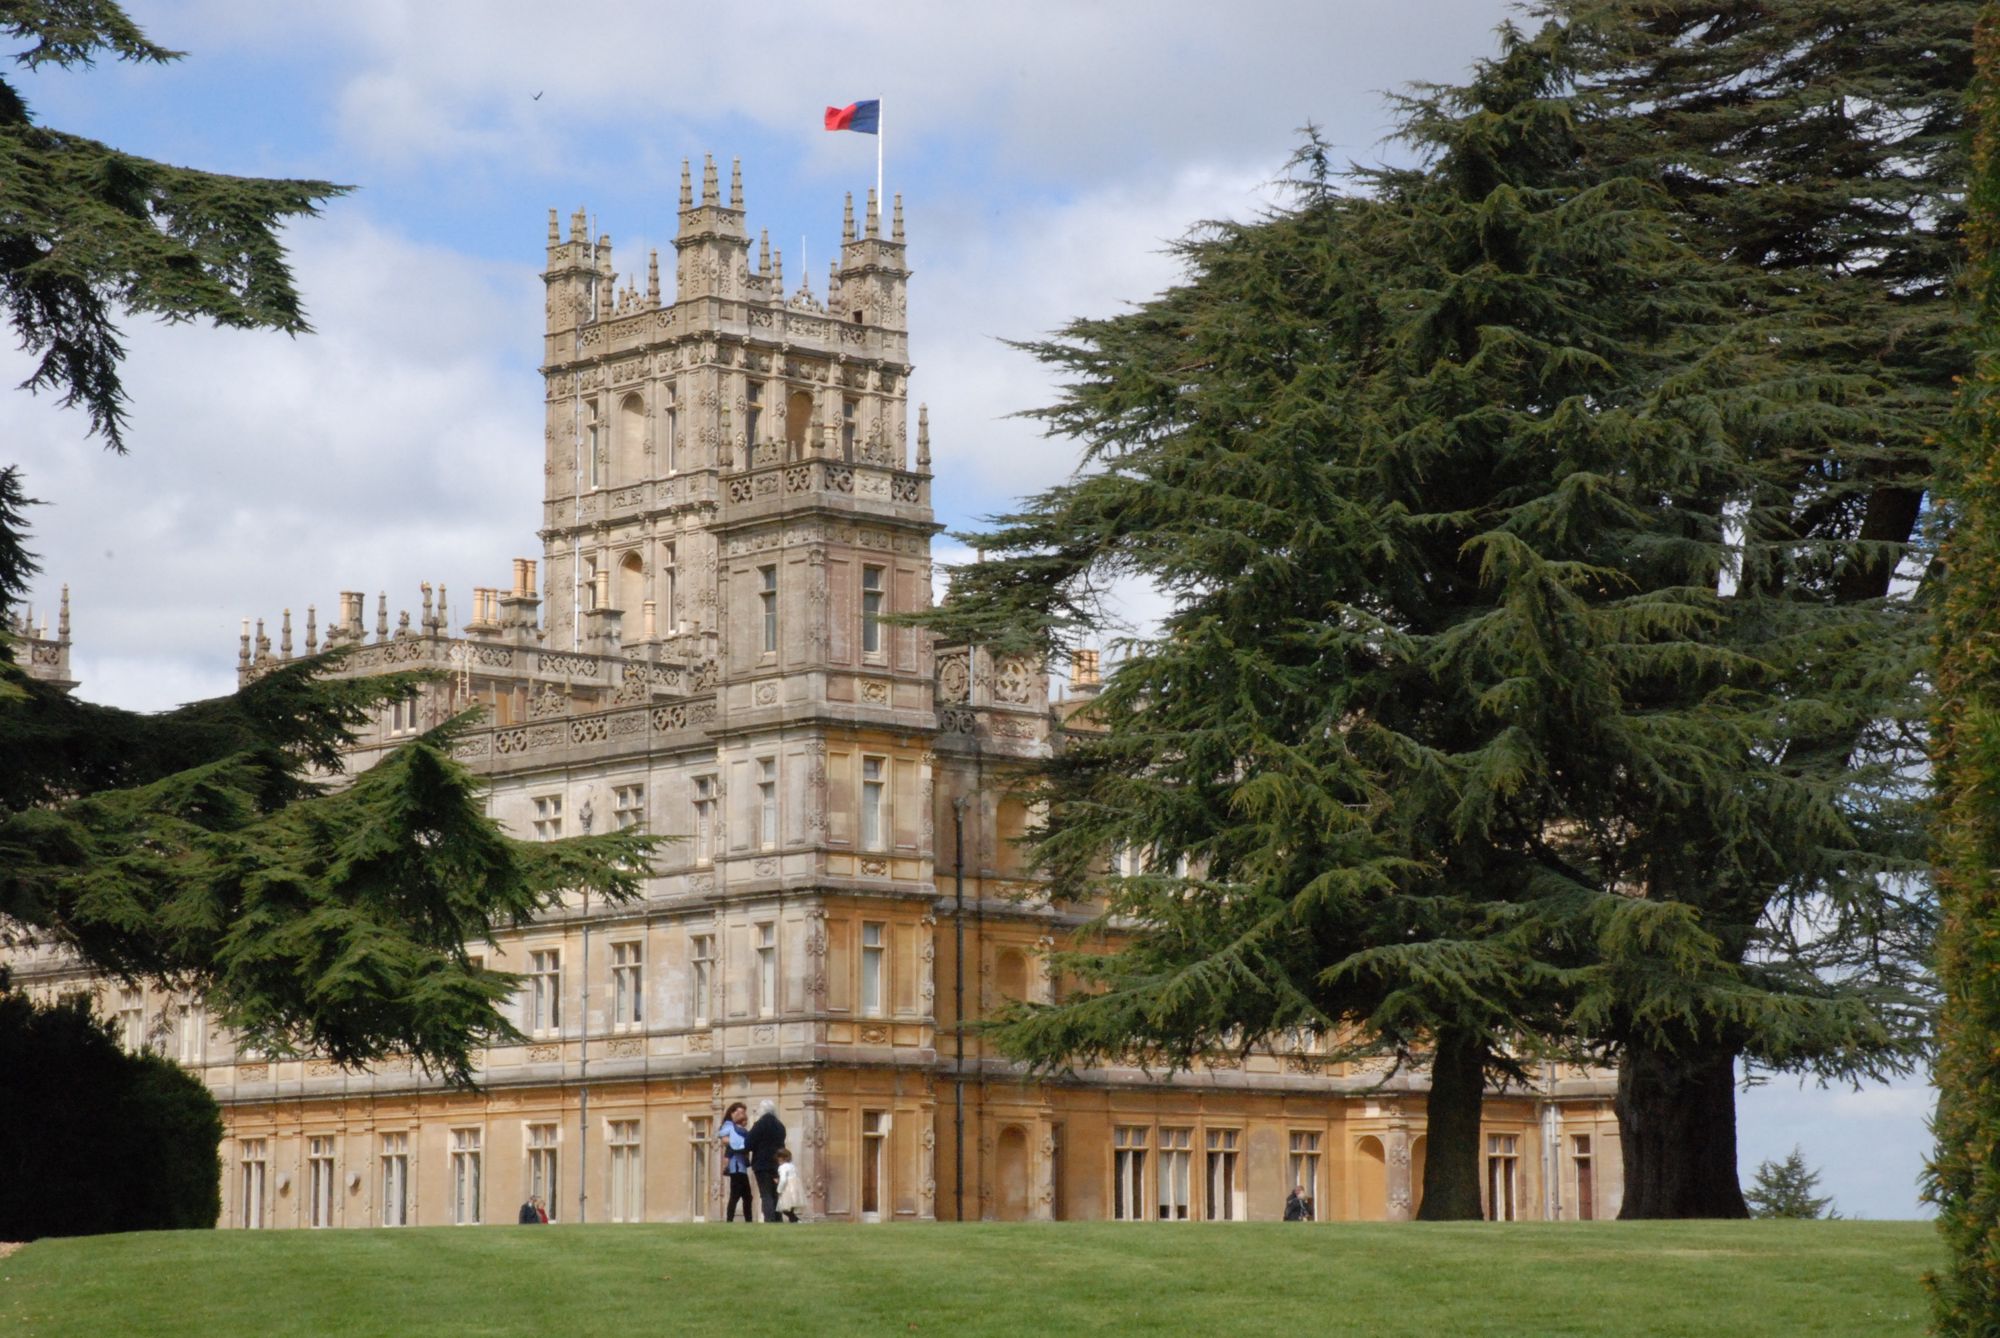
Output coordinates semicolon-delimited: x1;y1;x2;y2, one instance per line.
616;393;647;485
996;948;1029;1004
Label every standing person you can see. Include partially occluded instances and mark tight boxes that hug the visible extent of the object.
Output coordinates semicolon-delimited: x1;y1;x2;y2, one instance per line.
745;1099;788;1222
534;1196;550;1224
518;1196;542;1224
1284;1184;1314;1222
719;1102;754;1223
774;1148;802;1223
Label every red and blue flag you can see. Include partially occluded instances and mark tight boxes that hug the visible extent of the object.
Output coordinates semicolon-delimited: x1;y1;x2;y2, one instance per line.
824;100;881;134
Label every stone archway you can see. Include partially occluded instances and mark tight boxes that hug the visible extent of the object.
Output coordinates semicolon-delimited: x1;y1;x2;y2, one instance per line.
1354;1136;1388;1222
996;1125;1030;1221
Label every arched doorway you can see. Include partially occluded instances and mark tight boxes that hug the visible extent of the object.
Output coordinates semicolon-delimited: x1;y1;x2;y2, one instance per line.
996;1126;1030;1221
1354;1136;1387;1222
615;552;645;617
786;390;815;457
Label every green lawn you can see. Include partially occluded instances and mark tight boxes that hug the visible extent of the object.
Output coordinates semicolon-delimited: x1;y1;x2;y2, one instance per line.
0;1220;1938;1337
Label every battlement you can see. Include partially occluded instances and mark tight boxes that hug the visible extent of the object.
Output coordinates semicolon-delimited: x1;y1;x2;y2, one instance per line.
6;584;75;692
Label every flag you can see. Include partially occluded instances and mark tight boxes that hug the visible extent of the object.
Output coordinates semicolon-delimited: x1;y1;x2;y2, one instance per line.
824;100;880;134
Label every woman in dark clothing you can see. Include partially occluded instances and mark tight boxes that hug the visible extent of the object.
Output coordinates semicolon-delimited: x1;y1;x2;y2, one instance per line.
719;1102;754;1222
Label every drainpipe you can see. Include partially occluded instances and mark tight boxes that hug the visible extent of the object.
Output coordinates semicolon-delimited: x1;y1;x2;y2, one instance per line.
953;794;968;1222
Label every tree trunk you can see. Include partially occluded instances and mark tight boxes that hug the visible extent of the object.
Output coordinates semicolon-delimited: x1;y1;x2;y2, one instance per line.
1416;1028;1487;1221
1616;1038;1749;1219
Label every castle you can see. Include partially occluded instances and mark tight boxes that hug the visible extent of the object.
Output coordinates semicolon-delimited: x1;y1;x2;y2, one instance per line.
8;158;1621;1226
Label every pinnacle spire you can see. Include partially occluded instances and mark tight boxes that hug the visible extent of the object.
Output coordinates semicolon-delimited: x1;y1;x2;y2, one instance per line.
730;157;743;210
843;192;856;242
647;249;660;305
917;403;930;469
892;192;904;242
679;158;693;210
865;188;880;238
702;154;718;205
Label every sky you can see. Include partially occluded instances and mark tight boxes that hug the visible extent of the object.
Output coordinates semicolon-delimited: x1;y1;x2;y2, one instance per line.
2;0;1934;1219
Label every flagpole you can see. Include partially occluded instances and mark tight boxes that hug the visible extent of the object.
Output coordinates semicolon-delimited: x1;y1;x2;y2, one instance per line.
876;99;884;226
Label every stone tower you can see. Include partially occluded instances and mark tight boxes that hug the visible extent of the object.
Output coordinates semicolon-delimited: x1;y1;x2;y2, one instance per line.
7;157;1623;1232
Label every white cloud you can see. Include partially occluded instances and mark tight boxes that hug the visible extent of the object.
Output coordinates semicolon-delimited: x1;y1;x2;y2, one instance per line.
1738;1074;1935;1220
3;210;542;712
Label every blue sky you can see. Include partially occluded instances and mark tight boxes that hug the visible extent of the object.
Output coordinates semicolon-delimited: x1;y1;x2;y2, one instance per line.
3;0;1935;1218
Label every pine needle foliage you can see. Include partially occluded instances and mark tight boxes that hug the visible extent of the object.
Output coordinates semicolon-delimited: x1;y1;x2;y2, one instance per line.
1744;1147;1837;1221
1;0;347;450
923;17;1934;1220
1518;0;1962;1218
1926;9;2000;1330
0;631;657;1085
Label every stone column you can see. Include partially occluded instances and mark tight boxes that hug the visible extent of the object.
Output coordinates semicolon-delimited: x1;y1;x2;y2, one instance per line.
1386;1120;1414;1222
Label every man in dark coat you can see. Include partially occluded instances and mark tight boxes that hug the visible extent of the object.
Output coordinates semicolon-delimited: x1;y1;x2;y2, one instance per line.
745;1099;787;1222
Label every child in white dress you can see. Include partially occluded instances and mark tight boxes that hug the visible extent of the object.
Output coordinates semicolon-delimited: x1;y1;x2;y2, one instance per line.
774;1147;802;1222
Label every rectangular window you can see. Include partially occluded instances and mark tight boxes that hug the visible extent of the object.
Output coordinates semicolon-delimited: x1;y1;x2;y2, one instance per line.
1487;1133;1520;1222
746;381;763;446
1288;1132;1321;1212
664;406;679;473
613;783;646;831
841;398;857;458
759;566;778;653
661;542;677;631
239;1139;268;1229
587;403;602;488
611;941;644;1027
861;1110;887;1221
860;756;885;851
308;1136;336;1228
389;695;422;736
1205;1129;1240;1221
687;1117;712;1221
860;921;885;1017
691;934;715;1025
529;949;562;1034
381;1132;410;1227
758;758;778;849
607;1119;642;1223
861;565;884;655
528;1123;560;1221
532;794;563;841
756;922;777;1017
1157;1127;1192;1220
452;1128;483;1225
1113;1127;1148;1222
177;1001;205;1067
693;776;716;865
118;987;144;1053
1572;1134;1594;1222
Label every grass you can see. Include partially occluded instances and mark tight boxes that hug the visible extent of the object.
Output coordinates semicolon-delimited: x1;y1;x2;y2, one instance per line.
0;1219;1939;1337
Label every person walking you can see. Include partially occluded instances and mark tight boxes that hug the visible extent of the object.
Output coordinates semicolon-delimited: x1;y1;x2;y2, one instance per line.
774;1148;802;1223
745;1099;788;1222
719;1102;754;1222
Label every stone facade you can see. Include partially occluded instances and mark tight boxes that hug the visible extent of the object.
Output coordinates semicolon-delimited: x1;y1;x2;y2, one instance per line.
6;158;1622;1227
